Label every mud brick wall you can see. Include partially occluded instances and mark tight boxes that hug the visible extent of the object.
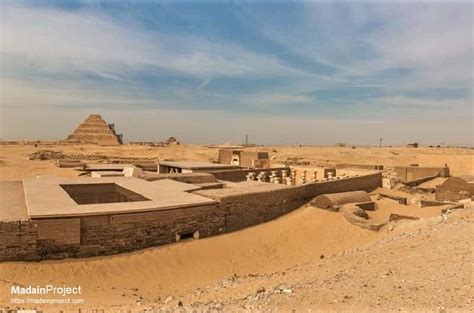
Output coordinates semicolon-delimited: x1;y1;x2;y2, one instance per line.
216;172;382;232
0;221;38;261
79;204;225;257
294;172;382;199
211;167;288;182
1;204;224;261
0;173;381;261
219;188;307;232
35;218;81;258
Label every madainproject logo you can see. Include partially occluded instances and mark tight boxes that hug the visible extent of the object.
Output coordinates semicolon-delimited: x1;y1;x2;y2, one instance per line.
11;284;82;296
10;284;85;305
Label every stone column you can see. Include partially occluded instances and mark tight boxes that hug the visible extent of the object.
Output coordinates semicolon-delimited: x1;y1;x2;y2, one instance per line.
300;170;307;184
257;171;267;182
291;169;297;186
269;170;278;183
281;170;288;185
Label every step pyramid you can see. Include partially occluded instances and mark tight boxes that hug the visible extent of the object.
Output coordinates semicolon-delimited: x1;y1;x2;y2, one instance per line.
65;114;123;145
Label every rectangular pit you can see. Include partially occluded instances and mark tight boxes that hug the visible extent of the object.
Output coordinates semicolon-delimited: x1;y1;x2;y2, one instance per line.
60;183;151;205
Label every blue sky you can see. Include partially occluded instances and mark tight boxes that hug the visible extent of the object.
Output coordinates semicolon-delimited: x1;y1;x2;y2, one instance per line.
0;0;472;145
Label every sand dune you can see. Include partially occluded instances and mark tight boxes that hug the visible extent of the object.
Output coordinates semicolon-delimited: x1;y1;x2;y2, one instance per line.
0;206;383;308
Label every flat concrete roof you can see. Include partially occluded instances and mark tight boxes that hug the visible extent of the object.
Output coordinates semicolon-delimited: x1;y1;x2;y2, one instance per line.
159;161;239;170
0;181;29;221
23;176;216;219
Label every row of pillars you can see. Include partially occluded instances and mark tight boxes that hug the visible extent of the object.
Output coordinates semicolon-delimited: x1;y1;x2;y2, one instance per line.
246;169;336;186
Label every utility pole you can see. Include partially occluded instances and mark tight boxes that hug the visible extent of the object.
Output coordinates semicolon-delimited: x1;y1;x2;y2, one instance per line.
245;134;248;145
379;138;383;149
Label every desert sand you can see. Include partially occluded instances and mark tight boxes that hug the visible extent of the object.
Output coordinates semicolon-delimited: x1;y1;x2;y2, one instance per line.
0;143;472;311
0;144;472;181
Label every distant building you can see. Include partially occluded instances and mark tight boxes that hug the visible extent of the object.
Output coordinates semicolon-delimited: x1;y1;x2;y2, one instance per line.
406;142;419;148
165;137;179;145
218;149;270;168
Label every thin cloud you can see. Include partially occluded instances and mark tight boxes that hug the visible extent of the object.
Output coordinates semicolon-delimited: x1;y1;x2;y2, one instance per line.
1;4;321;80
197;78;211;90
0;1;472;145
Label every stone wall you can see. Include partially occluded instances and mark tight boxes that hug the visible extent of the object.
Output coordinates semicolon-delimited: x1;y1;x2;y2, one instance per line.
0;204;225;261
218;188;307;232
1;172;381;261
200;172;382;232
0;220;38;261
394;166;450;182
240;151;269;168
78;204;224;257
36;218;81;258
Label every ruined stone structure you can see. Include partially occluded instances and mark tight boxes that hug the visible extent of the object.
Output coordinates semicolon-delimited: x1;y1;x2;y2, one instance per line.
394;165;450;182
0;169;382;261
65;114;123;145
218;149;270;168
311;191;372;211
164;137;179;145
435;176;474;202
194;173;381;233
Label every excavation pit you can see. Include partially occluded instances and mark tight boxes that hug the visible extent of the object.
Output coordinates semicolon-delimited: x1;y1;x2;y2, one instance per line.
60;183;151;205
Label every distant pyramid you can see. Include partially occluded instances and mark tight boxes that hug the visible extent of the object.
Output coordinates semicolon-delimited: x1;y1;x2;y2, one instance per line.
65;114;123;145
